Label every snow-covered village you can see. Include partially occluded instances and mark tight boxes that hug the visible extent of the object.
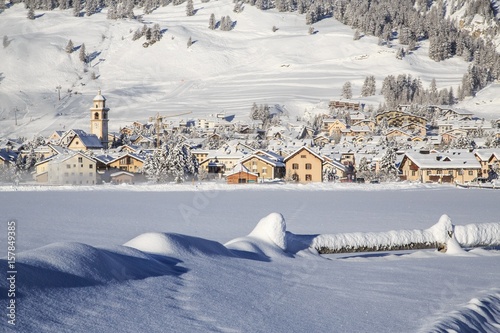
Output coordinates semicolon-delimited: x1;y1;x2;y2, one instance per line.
1;0;500;332
1;89;500;186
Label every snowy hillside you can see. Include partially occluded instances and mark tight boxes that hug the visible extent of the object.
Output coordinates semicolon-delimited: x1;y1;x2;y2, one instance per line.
3;2;497;140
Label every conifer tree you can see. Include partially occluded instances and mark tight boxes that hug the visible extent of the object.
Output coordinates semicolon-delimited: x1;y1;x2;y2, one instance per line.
27;7;35;20
342;81;352;99
73;0;82;17
209;13;216;30
65;39;74;53
79;43;87;63
186;0;194;16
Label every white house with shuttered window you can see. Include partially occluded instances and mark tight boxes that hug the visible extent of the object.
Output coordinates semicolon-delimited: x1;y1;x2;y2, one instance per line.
47;151;97;185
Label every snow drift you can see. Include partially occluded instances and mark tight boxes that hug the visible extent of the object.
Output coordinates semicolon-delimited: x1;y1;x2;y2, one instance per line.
2;242;186;289
225;212;291;260
124;232;234;258
423;290;500;333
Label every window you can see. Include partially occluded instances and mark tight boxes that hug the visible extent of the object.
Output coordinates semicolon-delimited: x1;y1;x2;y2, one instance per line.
300;155;306;158
305;163;312;170
427;170;431;175
448;171;453;176
305;174;312;181
94;112;99;120
292;163;299;170
411;171;416;176
458;169;463;175
468;170;473;176
79;172;83;177
262;167;267;175
89;164;93;169
78;157;83;163
66;164;71;169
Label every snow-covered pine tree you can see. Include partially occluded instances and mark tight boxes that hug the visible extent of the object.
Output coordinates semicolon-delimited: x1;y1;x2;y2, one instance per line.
379;147;398;181
353;29;361;40
187;36;192;48
186;0;194;16
132;28;142;41
361;75;376;97
79;43;87;63
27;7;35;19
342;81;352;99
151;24;162;42
209;13;216;29
143;141;198;183
73;0;82;16
107;1;118;19
65;39;74;53
85;0;98;16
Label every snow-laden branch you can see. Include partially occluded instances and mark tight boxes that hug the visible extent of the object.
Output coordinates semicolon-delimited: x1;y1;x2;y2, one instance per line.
309;215;500;254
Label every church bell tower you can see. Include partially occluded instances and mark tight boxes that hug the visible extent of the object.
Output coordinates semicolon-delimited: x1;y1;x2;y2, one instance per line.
90;89;109;149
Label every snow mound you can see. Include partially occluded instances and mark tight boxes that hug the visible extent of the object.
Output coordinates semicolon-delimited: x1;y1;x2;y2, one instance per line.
225;213;290;259
124;232;233;258
248;212;287;250
428;214;454;244
424;290;500;333
6;242;185;288
444;233;467;255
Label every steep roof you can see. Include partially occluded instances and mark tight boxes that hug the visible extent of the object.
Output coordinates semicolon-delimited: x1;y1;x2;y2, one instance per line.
284;146;324;162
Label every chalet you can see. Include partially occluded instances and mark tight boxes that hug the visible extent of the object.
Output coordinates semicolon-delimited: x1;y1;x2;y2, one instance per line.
353;119;377;131
329;100;361;111
199;150;246;176
110;171;135;184
399;150;481;183
240;150;286;180
226;164;259;184
322;159;348;181
313;134;331;147
322;119;347;136
474;149;500;179
284;146;324;182
48;130;65;144
94;152;145;173
375;110;427;129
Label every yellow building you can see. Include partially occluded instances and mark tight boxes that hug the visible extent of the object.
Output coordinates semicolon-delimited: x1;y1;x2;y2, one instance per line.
284;146;324;182
240;150;286;180
399;150;481;183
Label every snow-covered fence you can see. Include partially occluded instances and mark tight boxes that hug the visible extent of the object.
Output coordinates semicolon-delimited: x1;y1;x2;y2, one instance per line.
310;215;500;254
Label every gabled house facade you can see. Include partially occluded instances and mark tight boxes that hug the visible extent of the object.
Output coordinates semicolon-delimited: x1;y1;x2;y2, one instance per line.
44;151;97;185
284;146;324;182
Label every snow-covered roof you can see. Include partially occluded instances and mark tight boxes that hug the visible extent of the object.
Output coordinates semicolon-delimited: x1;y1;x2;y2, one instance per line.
225;163;259;177
403;150;480;169
0;148;18;164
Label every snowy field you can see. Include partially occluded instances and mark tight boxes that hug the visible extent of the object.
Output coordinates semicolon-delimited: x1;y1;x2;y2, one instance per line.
1;184;499;332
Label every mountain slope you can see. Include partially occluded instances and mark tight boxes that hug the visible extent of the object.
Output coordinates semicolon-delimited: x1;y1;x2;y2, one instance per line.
0;2;494;139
